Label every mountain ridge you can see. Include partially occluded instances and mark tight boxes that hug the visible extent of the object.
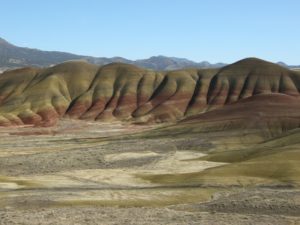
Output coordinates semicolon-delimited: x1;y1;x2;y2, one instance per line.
0;57;300;129
1;37;298;72
0;37;226;72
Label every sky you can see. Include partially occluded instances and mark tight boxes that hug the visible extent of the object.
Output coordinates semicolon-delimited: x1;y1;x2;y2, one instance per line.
0;0;299;64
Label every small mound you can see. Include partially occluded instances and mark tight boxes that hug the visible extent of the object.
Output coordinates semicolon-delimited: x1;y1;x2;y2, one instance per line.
184;93;300;121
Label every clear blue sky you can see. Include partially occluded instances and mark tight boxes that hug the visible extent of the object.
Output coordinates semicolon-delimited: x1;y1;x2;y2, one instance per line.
0;0;299;64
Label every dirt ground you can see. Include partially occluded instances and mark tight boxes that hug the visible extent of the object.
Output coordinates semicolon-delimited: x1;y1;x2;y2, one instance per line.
0;119;299;225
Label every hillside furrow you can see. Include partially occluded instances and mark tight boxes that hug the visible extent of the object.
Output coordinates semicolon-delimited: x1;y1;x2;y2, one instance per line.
0;58;299;127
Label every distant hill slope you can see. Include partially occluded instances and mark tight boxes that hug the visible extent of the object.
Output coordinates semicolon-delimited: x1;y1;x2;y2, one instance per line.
0;57;300;129
0;37;225;71
0;37;81;67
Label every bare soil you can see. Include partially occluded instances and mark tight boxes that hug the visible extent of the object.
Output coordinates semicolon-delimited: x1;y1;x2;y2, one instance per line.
0;119;299;225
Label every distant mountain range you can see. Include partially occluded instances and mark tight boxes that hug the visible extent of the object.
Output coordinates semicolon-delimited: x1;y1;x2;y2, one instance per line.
0;37;225;72
0;37;298;72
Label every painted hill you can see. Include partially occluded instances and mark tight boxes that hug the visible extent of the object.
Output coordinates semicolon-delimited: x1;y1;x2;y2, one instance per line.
0;57;299;127
0;37;224;71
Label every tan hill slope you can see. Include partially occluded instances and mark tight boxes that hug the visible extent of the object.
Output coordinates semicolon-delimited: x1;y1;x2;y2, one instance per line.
0;58;299;127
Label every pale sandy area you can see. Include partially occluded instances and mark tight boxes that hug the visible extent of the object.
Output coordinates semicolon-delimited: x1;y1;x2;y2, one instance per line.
0;151;225;190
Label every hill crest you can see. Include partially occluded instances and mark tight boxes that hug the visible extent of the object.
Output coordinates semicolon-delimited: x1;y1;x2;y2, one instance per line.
0;58;299;127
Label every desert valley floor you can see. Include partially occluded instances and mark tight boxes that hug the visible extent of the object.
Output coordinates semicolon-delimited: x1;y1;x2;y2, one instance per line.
0;119;299;225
